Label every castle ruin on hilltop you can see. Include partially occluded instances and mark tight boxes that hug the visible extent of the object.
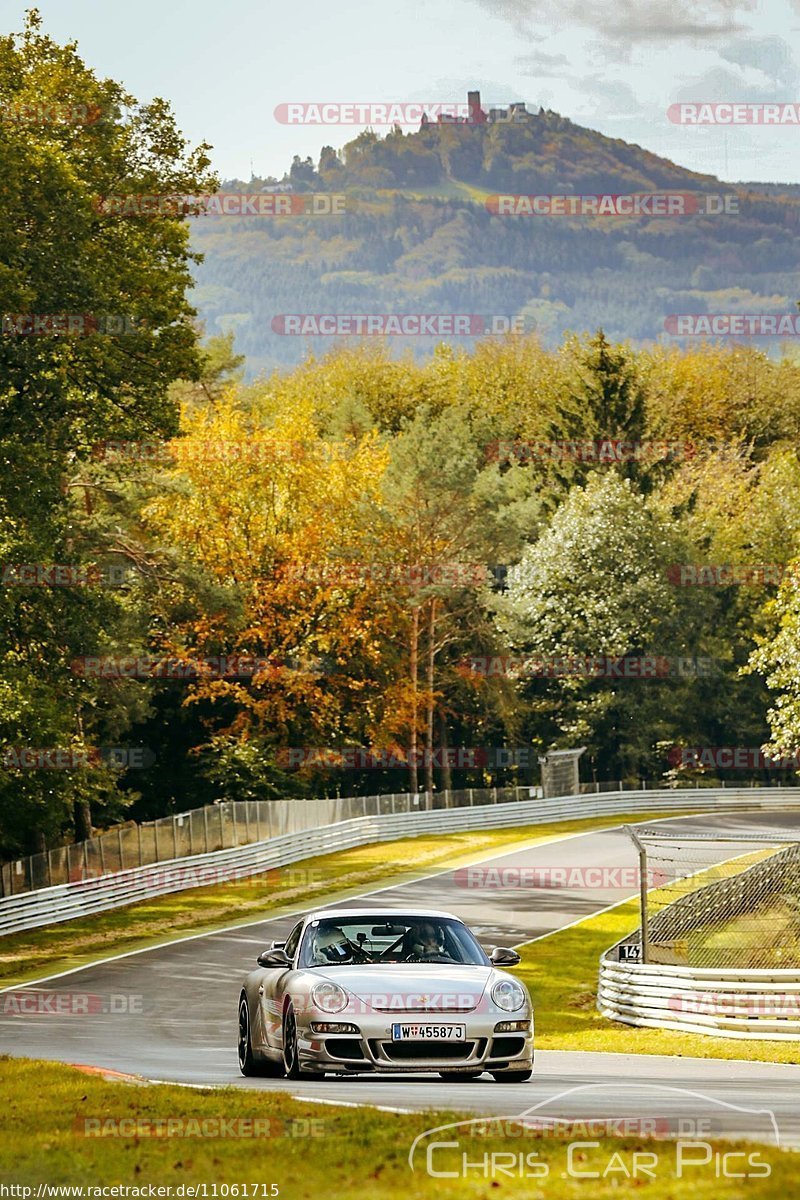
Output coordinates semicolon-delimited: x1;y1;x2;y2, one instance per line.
420;90;536;129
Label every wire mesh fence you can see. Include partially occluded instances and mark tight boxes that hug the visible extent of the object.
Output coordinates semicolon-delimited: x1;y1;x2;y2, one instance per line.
2;775;790;900
619;828;800;969
0;786;534;897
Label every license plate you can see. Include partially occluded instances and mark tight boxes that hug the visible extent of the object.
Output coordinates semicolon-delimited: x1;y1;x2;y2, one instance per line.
391;1023;466;1041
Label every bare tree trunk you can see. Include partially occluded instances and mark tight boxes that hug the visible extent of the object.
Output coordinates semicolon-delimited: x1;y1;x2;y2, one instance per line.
438;711;453;798
74;797;92;842
73;712;92;842
424;599;437;805
409;607;419;795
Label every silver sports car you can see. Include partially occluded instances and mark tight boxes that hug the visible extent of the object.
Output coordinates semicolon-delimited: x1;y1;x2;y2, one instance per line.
237;907;533;1081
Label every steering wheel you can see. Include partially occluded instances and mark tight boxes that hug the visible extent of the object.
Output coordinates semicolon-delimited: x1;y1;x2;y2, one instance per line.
344;937;376;962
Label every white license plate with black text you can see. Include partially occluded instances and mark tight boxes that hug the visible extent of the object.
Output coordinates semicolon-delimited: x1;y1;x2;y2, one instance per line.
391;1023;466;1040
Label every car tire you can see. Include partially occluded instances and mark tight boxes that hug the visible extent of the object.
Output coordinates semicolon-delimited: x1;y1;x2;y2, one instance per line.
491;1069;532;1083
238;995;284;1078
438;1072;482;1081
282;1003;315;1080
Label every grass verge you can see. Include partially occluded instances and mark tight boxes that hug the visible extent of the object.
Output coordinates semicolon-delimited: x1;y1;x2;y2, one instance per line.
0;1057;794;1195
518;897;800;1064
0;810;690;989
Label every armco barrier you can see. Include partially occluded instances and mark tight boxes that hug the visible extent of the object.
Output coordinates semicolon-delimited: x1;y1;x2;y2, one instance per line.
2;786;800;937
598;958;800;1040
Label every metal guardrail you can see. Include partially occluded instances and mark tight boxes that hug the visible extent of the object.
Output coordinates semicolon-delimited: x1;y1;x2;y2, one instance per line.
2;785;799;938
599;817;800;1040
2;776;779;897
598;958;800;1040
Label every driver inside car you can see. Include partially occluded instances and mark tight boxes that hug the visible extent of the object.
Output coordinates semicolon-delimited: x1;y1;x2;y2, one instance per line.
406;921;445;958
310;926;354;964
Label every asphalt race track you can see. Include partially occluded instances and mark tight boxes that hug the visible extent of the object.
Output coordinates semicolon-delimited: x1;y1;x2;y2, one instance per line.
3;809;800;1145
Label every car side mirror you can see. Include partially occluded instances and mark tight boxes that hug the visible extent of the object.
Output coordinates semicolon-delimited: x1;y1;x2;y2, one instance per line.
270;940;286;950
258;948;291;968
490;946;521;966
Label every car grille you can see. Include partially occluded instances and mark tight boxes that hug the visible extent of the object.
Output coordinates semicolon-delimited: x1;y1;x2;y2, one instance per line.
378;1040;477;1061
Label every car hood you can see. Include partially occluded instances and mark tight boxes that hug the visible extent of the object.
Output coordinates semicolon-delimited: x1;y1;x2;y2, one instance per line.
308;963;494;1013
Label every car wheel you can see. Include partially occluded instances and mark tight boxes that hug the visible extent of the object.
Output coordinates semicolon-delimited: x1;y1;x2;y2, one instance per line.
282;1003;314;1080
438;1072;482;1081
491;1069;532;1083
238;995;284;1078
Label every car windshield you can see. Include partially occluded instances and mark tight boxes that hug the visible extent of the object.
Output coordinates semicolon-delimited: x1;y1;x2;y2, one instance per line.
299;915;489;967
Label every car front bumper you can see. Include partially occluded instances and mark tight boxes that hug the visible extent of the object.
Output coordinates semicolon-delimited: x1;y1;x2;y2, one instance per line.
296;1013;534;1074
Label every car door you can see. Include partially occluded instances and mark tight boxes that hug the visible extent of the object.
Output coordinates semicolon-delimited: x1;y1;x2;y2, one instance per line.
263;919;304;1050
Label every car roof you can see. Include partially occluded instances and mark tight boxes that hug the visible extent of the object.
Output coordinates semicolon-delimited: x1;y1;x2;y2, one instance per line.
305;907;460;922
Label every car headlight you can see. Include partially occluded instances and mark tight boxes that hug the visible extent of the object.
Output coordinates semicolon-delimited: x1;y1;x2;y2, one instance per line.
491;978;526;1012
310;981;349;1014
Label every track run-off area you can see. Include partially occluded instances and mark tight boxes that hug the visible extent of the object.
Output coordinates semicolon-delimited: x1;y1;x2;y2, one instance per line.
3;809;800;1146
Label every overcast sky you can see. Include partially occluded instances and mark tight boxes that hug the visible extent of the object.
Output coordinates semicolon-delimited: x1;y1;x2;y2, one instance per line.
4;0;799;183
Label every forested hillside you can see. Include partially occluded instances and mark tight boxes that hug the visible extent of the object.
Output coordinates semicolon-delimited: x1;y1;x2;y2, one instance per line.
189;109;800;371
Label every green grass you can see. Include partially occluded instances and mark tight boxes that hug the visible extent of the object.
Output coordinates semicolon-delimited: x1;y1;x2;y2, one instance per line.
0;811;690;989
518;898;800;1064
0;1058;794;1195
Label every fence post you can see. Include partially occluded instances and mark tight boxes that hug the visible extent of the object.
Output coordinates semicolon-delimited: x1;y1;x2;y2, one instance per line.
625;825;649;964
154;820;160;863
172;817;179;859
138;822;143;867
203;804;209;853
47;849;53;888
219;803;225;849
256;802;262;842
98;838;105;876
118;827;124;871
